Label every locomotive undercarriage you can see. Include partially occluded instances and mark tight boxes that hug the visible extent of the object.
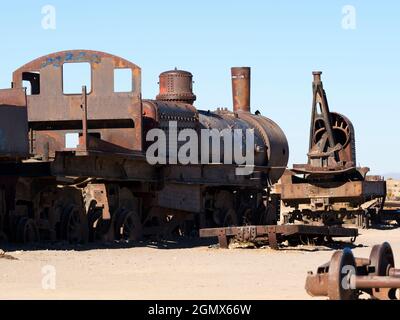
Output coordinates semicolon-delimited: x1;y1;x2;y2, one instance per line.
283;208;372;229
0;178;271;245
0;151;273;244
280;178;387;229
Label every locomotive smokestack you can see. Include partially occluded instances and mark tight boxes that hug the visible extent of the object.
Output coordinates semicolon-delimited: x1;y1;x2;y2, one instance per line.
231;67;251;113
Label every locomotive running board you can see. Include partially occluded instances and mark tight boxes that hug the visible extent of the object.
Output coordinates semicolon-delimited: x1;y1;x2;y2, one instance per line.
199;224;358;250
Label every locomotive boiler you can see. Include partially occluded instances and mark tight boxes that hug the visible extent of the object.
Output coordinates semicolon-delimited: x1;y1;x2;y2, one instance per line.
143;67;288;182
0;50;289;244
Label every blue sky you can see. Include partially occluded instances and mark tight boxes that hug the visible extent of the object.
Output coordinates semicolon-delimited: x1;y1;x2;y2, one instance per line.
1;1;399;175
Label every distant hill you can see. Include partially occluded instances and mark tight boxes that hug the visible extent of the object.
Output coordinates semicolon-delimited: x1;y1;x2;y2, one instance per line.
383;173;400;180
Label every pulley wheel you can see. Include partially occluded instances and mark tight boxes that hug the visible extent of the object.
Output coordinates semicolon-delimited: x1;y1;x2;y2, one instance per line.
328;248;358;300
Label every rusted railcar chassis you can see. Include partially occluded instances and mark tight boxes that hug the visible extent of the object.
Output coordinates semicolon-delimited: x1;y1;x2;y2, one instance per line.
200;224;358;250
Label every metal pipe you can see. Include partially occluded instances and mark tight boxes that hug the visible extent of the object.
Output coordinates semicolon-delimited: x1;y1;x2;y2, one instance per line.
389;268;400;278
355;276;400;289
231;67;251;113
80;85;88;151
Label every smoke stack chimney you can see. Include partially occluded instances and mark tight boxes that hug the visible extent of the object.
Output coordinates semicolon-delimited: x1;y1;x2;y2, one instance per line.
231;67;251;113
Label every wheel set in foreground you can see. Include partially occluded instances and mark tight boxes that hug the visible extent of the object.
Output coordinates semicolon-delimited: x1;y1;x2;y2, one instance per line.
305;242;400;300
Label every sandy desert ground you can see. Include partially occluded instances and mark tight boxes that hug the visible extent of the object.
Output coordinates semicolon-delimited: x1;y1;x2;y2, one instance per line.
0;228;399;300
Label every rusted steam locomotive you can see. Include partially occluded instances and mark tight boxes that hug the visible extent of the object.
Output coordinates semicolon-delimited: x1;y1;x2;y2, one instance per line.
0;50;289;244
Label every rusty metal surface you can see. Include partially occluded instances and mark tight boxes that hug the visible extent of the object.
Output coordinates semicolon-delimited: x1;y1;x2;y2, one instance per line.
163;164;282;188
0;88;29;158
143;99;198;123
155;184;202;213
0;50;290;244
198;67;288;184
50;151;156;182
298;71;357;172
78;86;89;153
156;69;196;105
280;72;387;227
306;242;400;300
200;224;358;238
142;99;198;154
231;67;251;113
145;67;289;185
12;50;143;159
200;224;358;250
281;174;387;206
198;110;267;167
84;183;110;220
307;71;356;171
236;111;289;184
0;88;27;106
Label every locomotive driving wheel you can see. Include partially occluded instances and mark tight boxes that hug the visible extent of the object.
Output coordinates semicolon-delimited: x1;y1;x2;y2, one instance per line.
16;217;39;244
60;203;88;244
0;231;7;243
223;208;238;227
87;204;102;242
213;191;238;227
94;218;112;240
114;208;143;241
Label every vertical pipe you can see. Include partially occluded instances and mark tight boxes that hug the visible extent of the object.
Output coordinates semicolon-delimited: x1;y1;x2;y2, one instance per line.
80;85;88;151
231;67;251;113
